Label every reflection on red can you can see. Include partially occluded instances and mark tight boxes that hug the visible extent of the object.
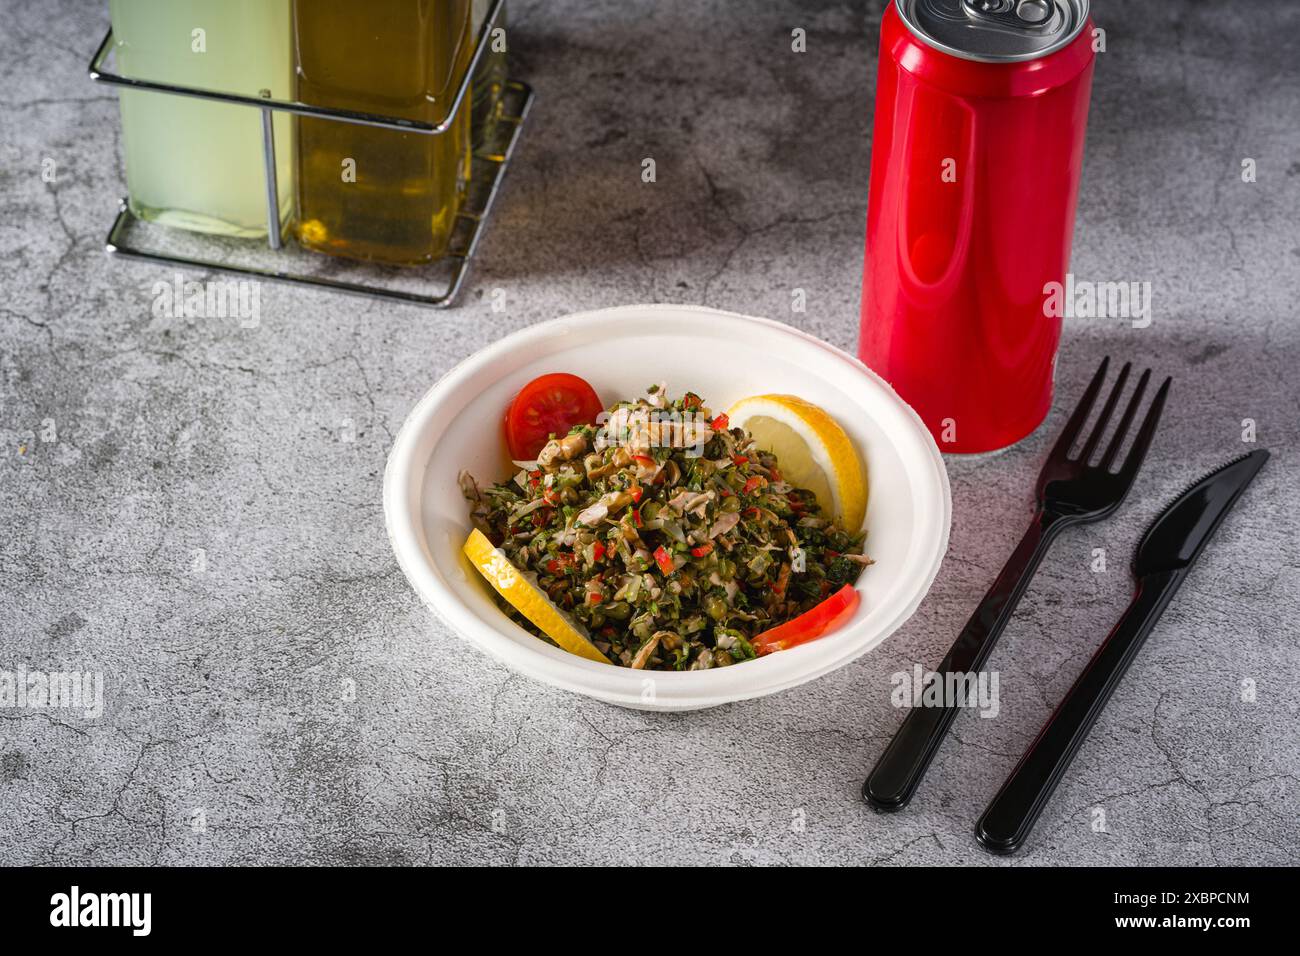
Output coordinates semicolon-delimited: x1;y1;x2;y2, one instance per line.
859;0;1096;454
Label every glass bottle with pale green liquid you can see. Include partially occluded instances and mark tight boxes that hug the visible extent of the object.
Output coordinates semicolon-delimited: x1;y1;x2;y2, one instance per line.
109;0;294;239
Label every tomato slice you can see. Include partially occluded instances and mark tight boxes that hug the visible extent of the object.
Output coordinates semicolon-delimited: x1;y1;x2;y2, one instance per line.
503;373;604;461
753;584;860;655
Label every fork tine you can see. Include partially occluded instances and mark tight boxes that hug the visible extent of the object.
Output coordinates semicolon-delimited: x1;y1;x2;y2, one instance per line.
1100;368;1151;470
1079;362;1131;464
1047;356;1109;462
1116;376;1171;482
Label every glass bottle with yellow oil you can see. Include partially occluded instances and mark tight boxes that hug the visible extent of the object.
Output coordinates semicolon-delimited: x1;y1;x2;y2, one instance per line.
293;0;475;266
470;0;509;155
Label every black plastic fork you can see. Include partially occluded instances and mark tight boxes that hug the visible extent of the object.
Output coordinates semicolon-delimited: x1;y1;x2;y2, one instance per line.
863;357;1171;812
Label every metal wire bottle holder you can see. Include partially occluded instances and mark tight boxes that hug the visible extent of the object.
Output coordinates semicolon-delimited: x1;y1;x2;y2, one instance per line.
87;0;530;308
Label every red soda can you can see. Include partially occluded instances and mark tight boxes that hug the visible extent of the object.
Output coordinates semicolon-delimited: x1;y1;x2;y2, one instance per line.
859;0;1096;454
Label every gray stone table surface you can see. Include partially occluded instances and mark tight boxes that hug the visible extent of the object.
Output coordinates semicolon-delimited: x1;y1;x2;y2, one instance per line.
1;0;1297;866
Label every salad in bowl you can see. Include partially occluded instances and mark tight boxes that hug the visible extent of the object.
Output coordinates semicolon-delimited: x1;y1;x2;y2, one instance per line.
461;382;870;671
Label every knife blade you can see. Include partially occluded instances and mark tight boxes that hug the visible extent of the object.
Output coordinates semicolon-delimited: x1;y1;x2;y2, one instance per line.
1135;450;1270;577
975;449;1270;855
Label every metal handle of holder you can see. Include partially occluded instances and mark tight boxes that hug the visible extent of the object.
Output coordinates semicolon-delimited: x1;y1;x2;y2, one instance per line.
258;90;282;252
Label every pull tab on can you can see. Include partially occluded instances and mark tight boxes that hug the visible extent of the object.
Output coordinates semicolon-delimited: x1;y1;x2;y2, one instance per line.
897;0;1090;62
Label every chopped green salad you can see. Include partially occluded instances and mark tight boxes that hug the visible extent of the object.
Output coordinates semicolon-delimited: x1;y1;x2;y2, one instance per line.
461;387;869;670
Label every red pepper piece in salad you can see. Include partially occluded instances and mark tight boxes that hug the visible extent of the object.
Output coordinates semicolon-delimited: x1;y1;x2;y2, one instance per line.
752;584;860;655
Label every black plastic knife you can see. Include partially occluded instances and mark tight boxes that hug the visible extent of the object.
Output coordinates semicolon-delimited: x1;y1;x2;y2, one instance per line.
975;449;1270;855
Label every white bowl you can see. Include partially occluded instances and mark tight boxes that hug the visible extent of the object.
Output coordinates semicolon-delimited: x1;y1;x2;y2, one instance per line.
384;305;950;711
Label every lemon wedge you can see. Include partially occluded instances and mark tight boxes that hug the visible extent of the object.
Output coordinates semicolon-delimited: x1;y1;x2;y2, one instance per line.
726;394;867;532
462;528;611;664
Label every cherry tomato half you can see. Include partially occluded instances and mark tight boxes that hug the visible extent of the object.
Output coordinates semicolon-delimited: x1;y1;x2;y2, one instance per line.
752;584;860;655
503;373;604;461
